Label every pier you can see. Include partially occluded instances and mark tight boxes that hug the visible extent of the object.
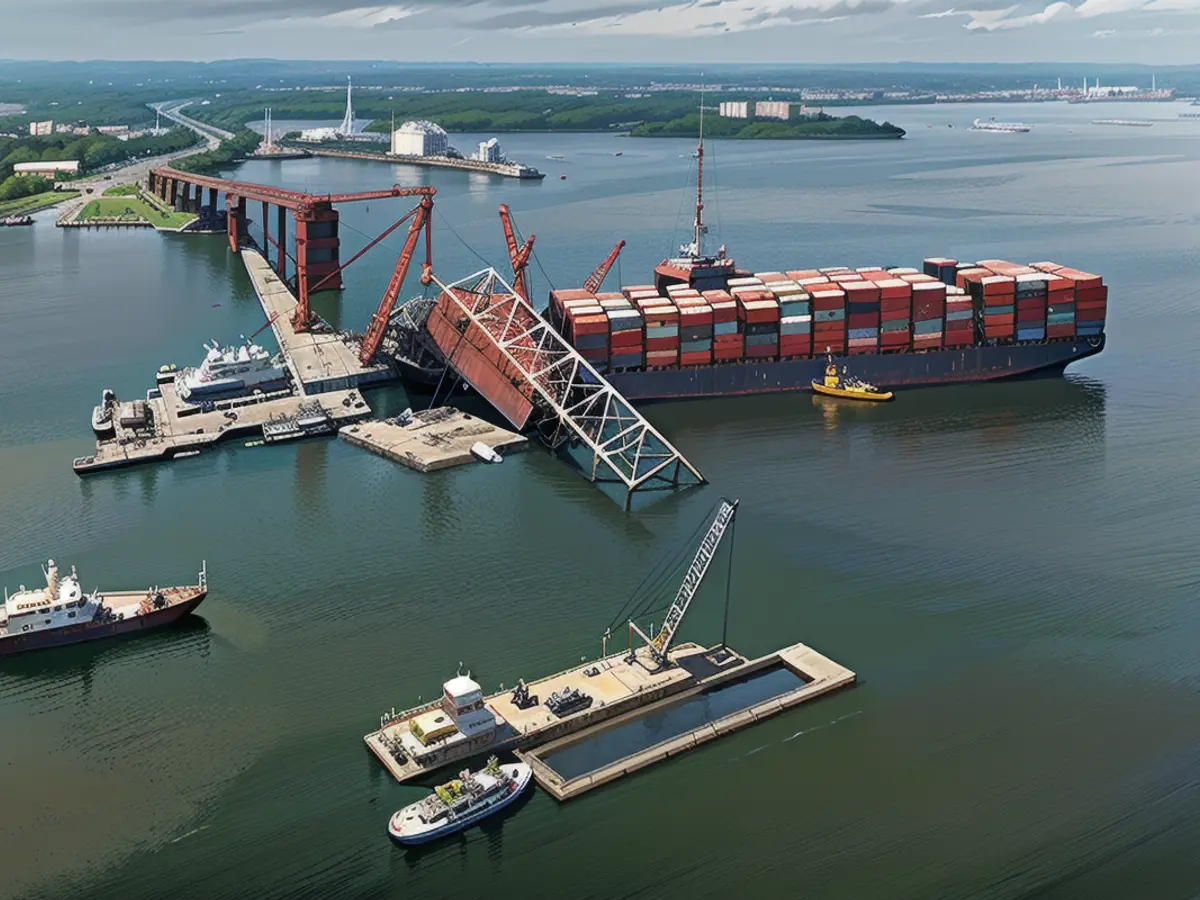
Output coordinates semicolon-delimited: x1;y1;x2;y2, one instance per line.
340;408;527;473
73;381;370;475
300;148;545;180
241;248;394;394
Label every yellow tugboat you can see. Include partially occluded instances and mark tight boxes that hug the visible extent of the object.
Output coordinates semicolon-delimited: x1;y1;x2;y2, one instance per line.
811;356;894;402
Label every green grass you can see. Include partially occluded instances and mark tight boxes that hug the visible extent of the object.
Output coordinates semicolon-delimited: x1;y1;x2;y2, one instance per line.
102;183;140;196
75;195;196;229
0;190;80;217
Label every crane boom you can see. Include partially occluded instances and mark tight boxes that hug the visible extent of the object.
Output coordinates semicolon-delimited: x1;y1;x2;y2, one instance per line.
584;240;625;293
628;499;738;668
359;196;434;364
498;204;535;301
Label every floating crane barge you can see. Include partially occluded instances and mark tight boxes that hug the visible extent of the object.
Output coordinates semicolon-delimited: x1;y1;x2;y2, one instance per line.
364;500;856;800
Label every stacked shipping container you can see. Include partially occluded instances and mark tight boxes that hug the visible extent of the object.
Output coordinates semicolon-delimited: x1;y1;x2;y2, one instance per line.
547;256;1105;371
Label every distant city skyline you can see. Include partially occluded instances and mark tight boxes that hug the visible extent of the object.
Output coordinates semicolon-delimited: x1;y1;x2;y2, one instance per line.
0;0;1197;64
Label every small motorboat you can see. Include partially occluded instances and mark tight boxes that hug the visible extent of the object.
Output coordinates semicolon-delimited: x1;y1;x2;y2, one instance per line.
811;357;894;402
92;389;116;436
470;442;502;464
388;758;531;846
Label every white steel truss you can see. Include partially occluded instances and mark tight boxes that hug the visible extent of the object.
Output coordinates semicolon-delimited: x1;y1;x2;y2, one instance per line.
428;268;705;506
629;499;738;667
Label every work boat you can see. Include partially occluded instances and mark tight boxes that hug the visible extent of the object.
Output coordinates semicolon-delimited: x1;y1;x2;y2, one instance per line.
175;339;289;402
811;356;894;401
0;559;208;656
388;757;532;845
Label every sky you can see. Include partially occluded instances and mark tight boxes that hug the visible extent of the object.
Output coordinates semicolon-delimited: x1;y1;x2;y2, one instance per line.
1;0;1197;64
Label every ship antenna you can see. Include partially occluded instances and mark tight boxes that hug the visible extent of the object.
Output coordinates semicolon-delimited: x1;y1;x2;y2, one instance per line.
694;80;705;259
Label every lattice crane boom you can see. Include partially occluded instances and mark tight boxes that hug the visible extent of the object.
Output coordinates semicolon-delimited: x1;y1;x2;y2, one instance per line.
498;204;535;302
629;499;738;667
359;195;434;364
584;240;625;293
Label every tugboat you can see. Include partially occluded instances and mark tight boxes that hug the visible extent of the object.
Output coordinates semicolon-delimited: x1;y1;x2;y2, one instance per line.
0;559;208;656
387;757;532;845
91;389;116;437
811;355;894;402
2;215;34;227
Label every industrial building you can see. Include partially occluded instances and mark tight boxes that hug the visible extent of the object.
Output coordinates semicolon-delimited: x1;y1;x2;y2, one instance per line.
476;137;502;163
719;101;749;119
28;120;53;136
391;120;449;158
755;101;791;121
14;160;80;177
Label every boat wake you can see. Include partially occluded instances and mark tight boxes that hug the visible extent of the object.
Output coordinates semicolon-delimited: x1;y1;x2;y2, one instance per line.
730;709;863;761
169;825;210;844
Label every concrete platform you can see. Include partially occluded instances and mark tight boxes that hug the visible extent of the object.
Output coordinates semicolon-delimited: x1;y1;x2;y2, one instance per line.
363;643;728;785
241;249;394;395
339;408;528;473
73;381;371;474
521;642;857;801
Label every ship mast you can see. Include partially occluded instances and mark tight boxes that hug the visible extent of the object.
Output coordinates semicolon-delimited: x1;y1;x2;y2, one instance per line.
692;83;706;259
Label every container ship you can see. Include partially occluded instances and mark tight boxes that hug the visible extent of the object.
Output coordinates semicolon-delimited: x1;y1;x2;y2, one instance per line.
540;123;1106;400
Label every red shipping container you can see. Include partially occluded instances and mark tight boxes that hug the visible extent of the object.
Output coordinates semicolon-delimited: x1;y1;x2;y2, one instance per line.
1046;289;1074;305
848;312;879;329
1030;261;1063;273
680;351;712;366
1075;285;1108;304
1055;268;1103;290
710;301;737;322
810;290;846;311
714;348;743;361
645;351;677;367
830;272;865;284
745;344;778;358
842;281;882;301
902;273;940;284
956;268;990;290
1045;277;1074;293
786;269;822;280
984;294;1014;307
913;335;943;350
756;271;789;283
980;274;1016;296
881;331;909;344
881;296;911;314
611;334;644;351
877;279;911;300
1047;324;1076;338
849;344;878;355
985;323;1015;336
881;307;909;322
645;337;678;352
1017;309;1044;324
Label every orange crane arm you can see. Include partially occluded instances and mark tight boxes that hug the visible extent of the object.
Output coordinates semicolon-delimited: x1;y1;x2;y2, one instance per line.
359;196;434;364
498;204;535;301
584;240;626;293
317;185;436;205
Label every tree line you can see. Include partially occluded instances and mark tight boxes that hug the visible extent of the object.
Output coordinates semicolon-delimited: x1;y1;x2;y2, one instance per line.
0;127;197;180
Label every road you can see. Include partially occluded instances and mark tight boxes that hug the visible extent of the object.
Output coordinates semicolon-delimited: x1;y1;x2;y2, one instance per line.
54;101;226;214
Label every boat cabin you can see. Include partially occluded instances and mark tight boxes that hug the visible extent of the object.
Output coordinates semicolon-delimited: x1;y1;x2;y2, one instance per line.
0;560;100;638
409;674;497;747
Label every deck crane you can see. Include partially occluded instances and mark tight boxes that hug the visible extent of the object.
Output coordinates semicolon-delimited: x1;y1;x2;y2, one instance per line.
627;498;739;670
359;193;436;365
498;204;535;302
584;239;626;294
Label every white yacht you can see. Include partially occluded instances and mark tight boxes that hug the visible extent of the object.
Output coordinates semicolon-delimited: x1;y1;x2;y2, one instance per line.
92;389;115;436
176;339;289;402
387;757;532;845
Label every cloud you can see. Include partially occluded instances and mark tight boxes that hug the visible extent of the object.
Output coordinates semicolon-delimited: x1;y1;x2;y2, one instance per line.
962;0;1199;29
919;6;965;14
1091;25;1116;33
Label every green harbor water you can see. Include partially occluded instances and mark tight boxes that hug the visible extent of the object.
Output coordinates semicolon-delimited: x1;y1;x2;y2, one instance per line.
2;102;1200;900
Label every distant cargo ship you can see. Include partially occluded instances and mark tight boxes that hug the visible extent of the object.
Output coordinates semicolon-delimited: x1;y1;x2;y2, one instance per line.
1;559;207;656
971;118;1032;133
1092;119;1154;127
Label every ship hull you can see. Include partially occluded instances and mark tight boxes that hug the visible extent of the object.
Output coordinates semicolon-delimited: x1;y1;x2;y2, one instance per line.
0;591;207;657
604;337;1103;401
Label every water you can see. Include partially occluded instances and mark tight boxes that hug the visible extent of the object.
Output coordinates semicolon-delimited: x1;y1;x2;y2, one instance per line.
543;666;809;781
2;101;1200;899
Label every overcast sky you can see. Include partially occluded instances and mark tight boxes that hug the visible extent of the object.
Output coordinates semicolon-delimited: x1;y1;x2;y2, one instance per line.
1;0;1197;65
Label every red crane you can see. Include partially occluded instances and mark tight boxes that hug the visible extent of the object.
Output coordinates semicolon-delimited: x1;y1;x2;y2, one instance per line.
584;240;626;293
498;204;535;302
359;195;435;364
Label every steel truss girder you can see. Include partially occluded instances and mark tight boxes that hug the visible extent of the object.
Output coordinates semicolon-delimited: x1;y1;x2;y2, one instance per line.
430;268;705;501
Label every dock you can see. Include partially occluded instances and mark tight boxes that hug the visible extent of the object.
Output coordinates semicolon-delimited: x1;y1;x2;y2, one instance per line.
73;381;370;474
241;249;395;395
339;407;528;473
363;640;855;795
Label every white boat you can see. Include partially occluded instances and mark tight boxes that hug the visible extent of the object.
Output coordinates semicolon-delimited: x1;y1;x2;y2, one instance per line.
387;757;532;845
971;118;1031;133
176;339;289;402
470;442;502;464
92;389;115;436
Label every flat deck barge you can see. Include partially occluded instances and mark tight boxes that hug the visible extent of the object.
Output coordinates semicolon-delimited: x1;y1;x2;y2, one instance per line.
73;380;370;474
364;640;855;792
339;407;528;473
